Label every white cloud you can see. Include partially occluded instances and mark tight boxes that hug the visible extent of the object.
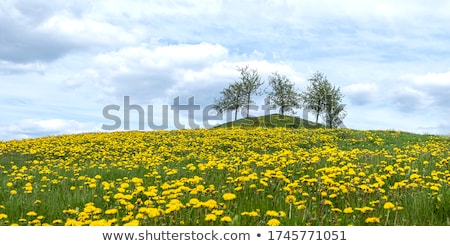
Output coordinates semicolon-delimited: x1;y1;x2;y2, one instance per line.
0;119;102;140
410;71;450;87
37;15;139;46
343;82;379;105
2;0;450;139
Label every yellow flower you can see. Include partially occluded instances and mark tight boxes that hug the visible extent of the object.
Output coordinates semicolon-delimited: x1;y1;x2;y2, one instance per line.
146;208;161;218
222;193;237;201
10;190;17;195
285;195;296;203
343;207;354;214
124;220;140;226
105;208;118;215
365;217;381;223
265;210;279;217
203;199;218;210
65;219;83;226
383;202;395;210
355;207;374;213
125;204;135;211
0;214;7;220
205;213;217;222
267;218;281;226
27;211;37;217
324;200;333;206
220;216;232;223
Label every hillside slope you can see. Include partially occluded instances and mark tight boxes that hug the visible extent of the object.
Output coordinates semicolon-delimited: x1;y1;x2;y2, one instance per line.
213;113;324;129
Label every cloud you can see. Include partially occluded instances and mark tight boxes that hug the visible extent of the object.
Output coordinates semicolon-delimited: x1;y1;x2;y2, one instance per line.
0;0;138;65
2;0;450;139
67;42;304;104
0;119;102;140
0;60;47;74
343;82;379;105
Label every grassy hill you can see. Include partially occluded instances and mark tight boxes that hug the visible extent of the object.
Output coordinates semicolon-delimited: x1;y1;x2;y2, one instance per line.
213;113;324;129
0;123;449;226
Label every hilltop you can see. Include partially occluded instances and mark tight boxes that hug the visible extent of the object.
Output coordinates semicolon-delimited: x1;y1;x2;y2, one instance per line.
213;113;325;129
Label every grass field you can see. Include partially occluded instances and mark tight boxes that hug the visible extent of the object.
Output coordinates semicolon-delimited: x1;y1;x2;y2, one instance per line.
0;118;449;226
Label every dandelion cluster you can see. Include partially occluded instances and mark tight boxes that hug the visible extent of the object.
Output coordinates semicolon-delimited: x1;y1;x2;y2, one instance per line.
0;128;449;226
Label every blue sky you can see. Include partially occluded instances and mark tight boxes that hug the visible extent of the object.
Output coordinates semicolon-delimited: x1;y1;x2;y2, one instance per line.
1;0;450;140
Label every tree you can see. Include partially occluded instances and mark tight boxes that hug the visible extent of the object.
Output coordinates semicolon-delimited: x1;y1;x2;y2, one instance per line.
214;82;245;121
324;100;347;128
239;65;263;118
266;72;301;116
302;71;346;128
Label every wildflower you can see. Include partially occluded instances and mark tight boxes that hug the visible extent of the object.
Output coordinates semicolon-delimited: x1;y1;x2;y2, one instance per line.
222;193;237;201
343;207;354;214
105;208;118;215
203;199;218;210
267;218;281;226
52;220;62;224
285;195;296;203
205;213;217;222
383;202;395;210
355;207;374;213
65;219;83;226
265;210;279;217
324;200;333;206
146;208;161;218
365;217;381;224
26;211;37;217
123;220;140;226
220;216;232;223
0;214;7;220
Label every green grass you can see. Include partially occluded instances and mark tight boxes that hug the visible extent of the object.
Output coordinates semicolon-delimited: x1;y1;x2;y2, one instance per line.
0;125;449;226
213;113;324;129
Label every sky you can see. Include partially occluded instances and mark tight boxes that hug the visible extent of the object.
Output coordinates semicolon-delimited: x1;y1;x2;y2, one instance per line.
1;0;450;140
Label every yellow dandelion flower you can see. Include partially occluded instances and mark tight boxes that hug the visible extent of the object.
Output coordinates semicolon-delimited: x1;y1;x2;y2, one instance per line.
285;195;296;203
383;202;395;210
220;216;232;223
222;193;237;201
265;210;279;217
147;208;161;218
205;213;217;222
52;219;62;224
343;207;354;214
267;218;281;226
26;211;37;217
365;217;381;223
123;220;140;226
105;208;118;215
65;219;83;226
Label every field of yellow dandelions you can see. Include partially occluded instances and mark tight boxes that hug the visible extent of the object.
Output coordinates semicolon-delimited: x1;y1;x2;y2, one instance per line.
0;127;449;226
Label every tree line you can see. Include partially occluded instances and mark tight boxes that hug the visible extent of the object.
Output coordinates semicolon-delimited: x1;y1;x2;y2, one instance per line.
213;65;347;129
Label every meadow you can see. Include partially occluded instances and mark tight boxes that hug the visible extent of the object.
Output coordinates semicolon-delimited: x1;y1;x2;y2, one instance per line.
0;126;449;226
